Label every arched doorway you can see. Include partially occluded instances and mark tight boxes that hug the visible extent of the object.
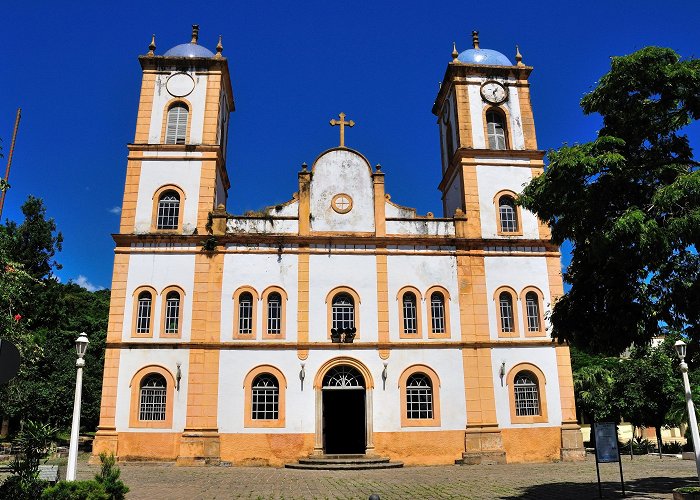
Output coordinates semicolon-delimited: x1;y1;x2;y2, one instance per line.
322;365;366;454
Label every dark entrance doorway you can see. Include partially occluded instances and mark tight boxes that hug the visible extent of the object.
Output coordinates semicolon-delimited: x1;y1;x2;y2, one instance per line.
321;365;366;454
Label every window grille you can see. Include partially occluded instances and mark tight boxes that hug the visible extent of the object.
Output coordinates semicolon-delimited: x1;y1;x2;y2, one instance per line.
165;103;188;145
402;292;417;334
406;373;433;419
238;292;253;334
164;291;180;334
430;292;445;334
499;196;518;233
514;372;540;416
136;291;152;334
525;292;541;332
139;374;167;421
322;366;364;388
332;293;355;331
157;191;180;230
486;110;507;150
499;292;514;333
267;292;282;334
251;374;279;420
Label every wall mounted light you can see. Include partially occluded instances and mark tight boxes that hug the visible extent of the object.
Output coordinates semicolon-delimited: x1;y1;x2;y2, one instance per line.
300;363;306;391
176;362;182;391
499;361;506;387
382;362;388;391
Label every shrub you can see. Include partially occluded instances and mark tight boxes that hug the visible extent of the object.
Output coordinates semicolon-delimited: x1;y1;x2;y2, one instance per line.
0;475;48;500
94;453;128;500
40;480;108;500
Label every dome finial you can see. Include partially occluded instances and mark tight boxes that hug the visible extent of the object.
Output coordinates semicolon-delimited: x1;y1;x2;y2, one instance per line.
451;42;459;62
147;34;156;56
515;45;524;66
472;30;480;49
191;24;200;44
215;35;223;58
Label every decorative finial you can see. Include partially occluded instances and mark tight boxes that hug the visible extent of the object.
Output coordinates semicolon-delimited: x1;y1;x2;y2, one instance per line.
375;164;382;172
515;45;524;66
191;24;200;44
147;34;156;56
215;35;223;57
451;41;458;61
301;162;308;172
472;30;480;49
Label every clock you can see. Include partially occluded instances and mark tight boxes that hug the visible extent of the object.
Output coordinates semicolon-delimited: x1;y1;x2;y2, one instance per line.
480;81;508;104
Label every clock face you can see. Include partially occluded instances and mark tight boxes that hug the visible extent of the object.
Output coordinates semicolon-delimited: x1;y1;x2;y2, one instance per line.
480;81;508;104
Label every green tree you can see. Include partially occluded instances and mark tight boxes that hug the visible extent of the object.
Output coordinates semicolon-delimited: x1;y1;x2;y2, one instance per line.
519;47;700;354
571;348;620;423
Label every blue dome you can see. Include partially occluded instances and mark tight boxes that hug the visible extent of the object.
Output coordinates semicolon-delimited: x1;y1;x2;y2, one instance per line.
164;43;214;58
457;48;512;66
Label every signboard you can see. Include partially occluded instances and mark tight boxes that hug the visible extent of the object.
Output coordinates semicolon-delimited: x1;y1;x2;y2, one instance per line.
594;422;620;463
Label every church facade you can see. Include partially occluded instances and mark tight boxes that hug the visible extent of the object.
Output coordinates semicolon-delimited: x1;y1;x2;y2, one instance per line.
93;26;584;466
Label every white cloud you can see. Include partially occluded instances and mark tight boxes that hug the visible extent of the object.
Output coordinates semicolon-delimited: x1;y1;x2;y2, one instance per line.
109;206;121;214
74;275;104;292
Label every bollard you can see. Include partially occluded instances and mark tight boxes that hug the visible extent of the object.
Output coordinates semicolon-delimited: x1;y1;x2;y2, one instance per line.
369;495;380;500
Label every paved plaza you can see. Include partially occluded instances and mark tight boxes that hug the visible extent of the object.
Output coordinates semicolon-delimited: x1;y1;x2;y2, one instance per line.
69;454;697;499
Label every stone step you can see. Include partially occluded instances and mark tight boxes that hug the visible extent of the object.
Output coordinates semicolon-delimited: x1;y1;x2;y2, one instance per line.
298;455;391;465
285;461;404;470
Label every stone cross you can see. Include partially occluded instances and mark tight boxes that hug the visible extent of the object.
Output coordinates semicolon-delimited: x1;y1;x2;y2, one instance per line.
329;112;355;147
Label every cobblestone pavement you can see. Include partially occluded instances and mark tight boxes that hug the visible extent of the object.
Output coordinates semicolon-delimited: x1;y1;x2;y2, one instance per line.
70;454;698;499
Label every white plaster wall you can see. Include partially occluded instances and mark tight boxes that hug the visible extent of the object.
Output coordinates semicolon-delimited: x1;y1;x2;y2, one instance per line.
217;349;466;434
308;254;378;342
123;253;196;342
310;150;375;233
220;253;299;342
385;220;455;237
468;83;487;148
384;201;414;219
268;200;299;217
148;71;208;144
476;165;539;239
484;256;551;340
386;255;459;341
226;218;298;234
134;160;202;234
490;346;563;428
115;348;190;432
503;85;525;150
444;174;462;218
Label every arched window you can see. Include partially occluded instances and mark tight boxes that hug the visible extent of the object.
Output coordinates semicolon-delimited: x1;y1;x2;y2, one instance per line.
139;374;167;421
498;195;518;233
486;110;507;150
525;291;541;333
165;103;188;145
430;292;445;334
156;191;180;230
136;291;153;335
406;373;433;419
332;293;355;331
266;292;282;335
163;290;180;335
513;371;540;417
238;292;254;334
499;291;515;334
251;374;279;420
402;292;418;334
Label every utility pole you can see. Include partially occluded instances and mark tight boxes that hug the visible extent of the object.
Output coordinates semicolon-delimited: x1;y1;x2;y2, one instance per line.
0;108;22;219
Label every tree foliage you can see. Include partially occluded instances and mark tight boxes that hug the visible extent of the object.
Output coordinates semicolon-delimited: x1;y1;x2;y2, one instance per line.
519;47;700;354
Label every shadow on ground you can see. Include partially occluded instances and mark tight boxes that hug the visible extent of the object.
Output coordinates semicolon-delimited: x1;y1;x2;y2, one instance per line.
502;476;697;499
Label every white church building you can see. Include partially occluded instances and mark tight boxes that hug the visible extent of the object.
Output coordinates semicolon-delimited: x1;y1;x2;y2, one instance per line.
93;26;584;466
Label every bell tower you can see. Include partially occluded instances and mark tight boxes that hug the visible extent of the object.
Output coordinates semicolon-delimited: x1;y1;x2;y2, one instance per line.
432;31;542;235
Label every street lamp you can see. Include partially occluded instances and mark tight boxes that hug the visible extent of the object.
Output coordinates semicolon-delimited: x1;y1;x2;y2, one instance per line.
675;339;700;483
66;332;89;481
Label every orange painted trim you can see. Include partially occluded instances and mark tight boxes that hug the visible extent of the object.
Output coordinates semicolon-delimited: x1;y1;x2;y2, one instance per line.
399;364;441;427
129;365;175;429
261;286;288;339
396;286;423;339
506;363;549;424
425;285;451;339
151;184;186;233
325;286;362;339
131;285;157;338
159;285;185;338
375;252;390;359
493;190;524;237
233;286;259;339
313;357;374;389
243;365;287;428
297;250;309;359
159;97;194;145
520;286;546;338
493;286;520;338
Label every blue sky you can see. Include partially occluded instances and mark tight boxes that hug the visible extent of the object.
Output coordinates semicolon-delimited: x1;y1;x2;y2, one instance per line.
1;1;698;290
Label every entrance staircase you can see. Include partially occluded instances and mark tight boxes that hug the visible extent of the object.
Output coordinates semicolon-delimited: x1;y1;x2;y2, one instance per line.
285;454;403;470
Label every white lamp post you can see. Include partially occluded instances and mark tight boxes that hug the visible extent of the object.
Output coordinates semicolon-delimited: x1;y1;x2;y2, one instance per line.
675;340;700;483
66;332;89;481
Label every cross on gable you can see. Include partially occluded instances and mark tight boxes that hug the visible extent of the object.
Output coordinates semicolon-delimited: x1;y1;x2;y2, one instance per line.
329;112;355;147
